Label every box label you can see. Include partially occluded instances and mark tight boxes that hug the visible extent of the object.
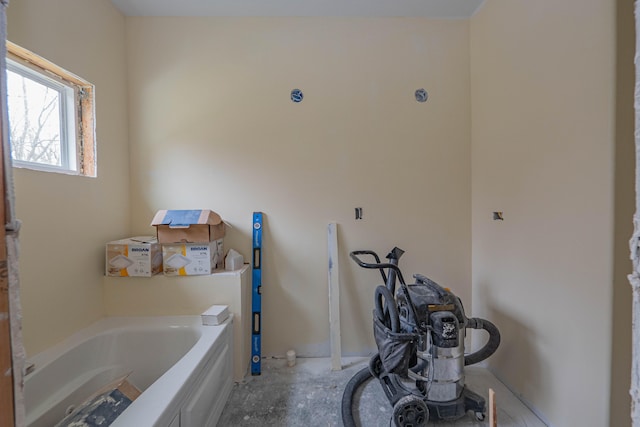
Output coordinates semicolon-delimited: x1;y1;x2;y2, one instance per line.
162;239;224;276
106;237;162;277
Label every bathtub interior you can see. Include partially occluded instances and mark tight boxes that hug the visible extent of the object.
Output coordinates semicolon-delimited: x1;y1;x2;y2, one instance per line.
111;327;201;390
25;317;203;427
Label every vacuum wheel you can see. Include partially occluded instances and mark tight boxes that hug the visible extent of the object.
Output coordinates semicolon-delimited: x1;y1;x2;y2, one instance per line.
392;395;428;427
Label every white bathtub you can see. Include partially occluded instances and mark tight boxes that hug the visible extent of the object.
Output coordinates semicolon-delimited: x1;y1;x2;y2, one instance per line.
24;316;233;427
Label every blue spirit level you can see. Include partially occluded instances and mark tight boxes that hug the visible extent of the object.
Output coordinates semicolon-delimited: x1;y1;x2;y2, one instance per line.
251;212;263;375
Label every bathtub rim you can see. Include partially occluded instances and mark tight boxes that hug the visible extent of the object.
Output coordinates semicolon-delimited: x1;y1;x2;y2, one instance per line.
25;315;205;377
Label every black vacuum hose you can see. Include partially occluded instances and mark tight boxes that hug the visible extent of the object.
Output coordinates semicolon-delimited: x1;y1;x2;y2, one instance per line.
464;317;501;366
375;285;400;332
341;366;374;427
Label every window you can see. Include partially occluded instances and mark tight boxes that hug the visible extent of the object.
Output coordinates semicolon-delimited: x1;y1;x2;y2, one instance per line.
6;42;96;176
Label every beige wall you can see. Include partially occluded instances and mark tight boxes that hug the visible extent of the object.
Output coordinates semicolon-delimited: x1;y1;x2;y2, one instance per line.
126;17;472;357
470;1;616;425
7;0;130;355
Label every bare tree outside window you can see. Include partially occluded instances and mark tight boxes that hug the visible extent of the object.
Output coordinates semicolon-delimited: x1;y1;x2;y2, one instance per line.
7;69;64;168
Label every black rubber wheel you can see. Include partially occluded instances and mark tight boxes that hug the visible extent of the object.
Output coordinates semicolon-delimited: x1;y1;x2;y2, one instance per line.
392;395;428;427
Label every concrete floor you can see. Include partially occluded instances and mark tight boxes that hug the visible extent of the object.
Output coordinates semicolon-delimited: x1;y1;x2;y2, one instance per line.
217;357;546;427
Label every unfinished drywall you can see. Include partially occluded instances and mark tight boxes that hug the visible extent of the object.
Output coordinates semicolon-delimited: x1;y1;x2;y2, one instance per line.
124;17;472;358
6;0;130;356
470;0;616;425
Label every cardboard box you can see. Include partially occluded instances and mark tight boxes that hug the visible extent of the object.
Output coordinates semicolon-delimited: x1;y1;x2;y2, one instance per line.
151;209;225;243
106;236;162;277
55;374;141;426
201;304;229;325
162;239;224;276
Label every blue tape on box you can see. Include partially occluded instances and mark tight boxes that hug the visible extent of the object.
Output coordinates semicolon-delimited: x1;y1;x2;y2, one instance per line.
161;210;202;227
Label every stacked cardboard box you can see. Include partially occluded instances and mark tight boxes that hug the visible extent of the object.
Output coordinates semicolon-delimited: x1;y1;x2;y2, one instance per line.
151;209;225;276
105;236;162;277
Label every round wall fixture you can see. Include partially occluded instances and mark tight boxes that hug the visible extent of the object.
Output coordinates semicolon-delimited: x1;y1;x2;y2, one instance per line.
415;88;428;103
291;89;304;103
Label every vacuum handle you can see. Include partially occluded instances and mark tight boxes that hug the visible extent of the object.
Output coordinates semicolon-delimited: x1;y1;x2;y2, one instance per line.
349;250;383;268
349;250;406;285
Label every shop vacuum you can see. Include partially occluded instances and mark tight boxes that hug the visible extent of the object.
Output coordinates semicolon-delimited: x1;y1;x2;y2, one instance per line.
342;248;501;427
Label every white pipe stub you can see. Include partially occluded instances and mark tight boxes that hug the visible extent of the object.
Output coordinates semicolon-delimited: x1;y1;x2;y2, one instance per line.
286;350;296;367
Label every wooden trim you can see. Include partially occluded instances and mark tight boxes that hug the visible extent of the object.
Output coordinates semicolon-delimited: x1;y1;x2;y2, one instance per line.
632;3;640;425
489;388;497;427
7;41;88;87
79;87;96;177
0;40;14;427
328;222;342;371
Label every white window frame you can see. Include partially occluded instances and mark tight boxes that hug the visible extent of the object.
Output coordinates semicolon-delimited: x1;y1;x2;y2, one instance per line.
6;42;96;177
